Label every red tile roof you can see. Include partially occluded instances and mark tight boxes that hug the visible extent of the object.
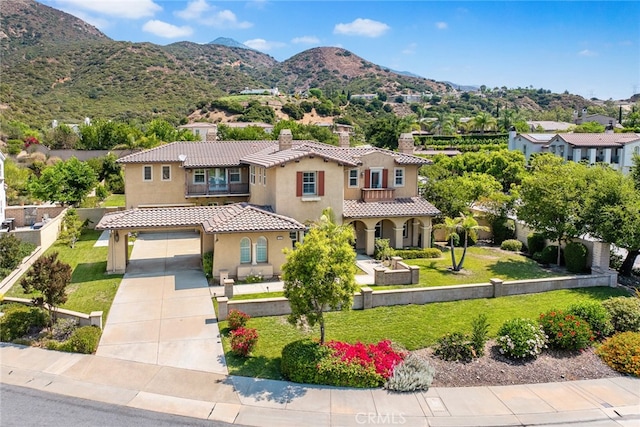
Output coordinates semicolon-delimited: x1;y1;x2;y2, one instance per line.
343;197;440;218
95;204;305;234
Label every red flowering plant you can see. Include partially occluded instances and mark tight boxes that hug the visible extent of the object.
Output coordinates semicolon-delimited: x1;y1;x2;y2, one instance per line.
325;339;405;379
539;310;594;351
24;136;40;149
227;309;250;330
230;327;258;357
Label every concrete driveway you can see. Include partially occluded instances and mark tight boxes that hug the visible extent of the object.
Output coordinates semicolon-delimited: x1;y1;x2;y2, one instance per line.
96;231;227;375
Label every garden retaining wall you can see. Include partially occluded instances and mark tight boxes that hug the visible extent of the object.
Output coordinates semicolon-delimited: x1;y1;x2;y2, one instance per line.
216;271;618;320
1;297;103;329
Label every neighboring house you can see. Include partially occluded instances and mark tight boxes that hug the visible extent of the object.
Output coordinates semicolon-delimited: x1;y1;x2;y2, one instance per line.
526;121;573;132
573;108;619;128
98;131;440;279
177;123;219;142
0;151;5;226
350;94;378;100
509;130;640;174
239;87;279;96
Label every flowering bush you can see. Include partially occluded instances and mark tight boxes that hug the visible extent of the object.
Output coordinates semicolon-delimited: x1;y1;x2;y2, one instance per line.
325;339;405;379
497;318;547;359
596;332;640;377
567;301;613;339
539;310;594;351
230;327;258;357
24;136;40;149
227;309;250;331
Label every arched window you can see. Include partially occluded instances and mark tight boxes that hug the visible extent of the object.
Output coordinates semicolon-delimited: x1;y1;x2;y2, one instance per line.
256;236;267;263
240;237;251;264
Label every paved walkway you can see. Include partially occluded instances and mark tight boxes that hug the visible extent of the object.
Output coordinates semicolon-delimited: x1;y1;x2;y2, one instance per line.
96;231;227;374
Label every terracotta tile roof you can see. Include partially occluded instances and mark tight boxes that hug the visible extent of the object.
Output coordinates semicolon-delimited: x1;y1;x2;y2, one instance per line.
95;204;305;234
343;197;441;218
117;141;274;167
553;133;640;148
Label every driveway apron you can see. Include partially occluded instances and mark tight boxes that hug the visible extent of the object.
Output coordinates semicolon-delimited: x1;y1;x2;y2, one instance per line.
96;231;227;375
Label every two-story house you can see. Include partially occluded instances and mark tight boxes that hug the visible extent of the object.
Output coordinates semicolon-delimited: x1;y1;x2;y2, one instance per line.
97;131;440;280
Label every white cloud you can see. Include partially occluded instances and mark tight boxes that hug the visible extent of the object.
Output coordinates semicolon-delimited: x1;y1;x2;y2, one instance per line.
243;38;285;51
402;42;417;55
175;0;252;29
52;0;161;19
142;20;193;39
291;36;320;44
67;10;111;30
435;22;448;30
578;49;597;57
246;0;268;10
334;18;390;38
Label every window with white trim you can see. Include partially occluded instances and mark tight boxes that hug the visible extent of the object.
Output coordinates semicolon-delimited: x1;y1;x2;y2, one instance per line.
349;169;359;187
193;169;205;184
143;165;152;182
256;236;267;263
303;171;316;195
394;168;405;187
229;168;241;183
258;167;266;186
250;166;256;184
161;165;171;181
240;237;251;264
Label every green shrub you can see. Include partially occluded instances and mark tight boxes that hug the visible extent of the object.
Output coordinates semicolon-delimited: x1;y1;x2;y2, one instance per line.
564;242;588;273
392;248;442;259
491;217;515;245
51;317;79;341
596;332;640;377
527;233;545;255
281;339;332;384
202;252;213;281
227;309;250;331
385;353;435;392
434;332;475;362
58;326;102;354
230;327;258;357
497;318;547;359
315;353;383;388
374;238;392;261
539;245;561;265
470;313;490;357
602;297;640;332
0;304;47;342
500;239;523;252
567;301;613;339
539;310;594;350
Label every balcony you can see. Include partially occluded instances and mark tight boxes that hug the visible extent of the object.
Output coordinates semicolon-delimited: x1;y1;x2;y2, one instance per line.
361;188;395;202
186;182;250;197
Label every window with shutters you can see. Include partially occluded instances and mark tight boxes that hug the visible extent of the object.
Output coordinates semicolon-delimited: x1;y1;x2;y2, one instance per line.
296;171;324;198
303;172;316;195
366;168;387;188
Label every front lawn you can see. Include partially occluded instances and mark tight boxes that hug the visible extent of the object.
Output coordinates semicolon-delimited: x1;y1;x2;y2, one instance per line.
101;194;125;207
5;230;122;322
220;287;628;380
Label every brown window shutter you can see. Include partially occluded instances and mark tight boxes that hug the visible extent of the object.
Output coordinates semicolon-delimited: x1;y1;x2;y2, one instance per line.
318;171;325;196
296;171;303;197
382;169;388;188
364;169;370;188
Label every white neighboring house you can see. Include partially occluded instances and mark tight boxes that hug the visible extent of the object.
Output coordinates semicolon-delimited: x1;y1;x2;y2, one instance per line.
509;130;640;174
0;151;5;225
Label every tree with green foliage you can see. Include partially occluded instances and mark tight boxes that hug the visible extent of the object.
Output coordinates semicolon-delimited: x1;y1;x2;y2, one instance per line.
43;123;80;149
435;214;489;271
28;157;98;206
517;154;588;265
573;121;605;133
239;100;276;124
421;172;502;218
282;208;357;344
581;165;640;276
217;124;271;141
365;114;413;150
20;252;72;327
0;234;35;279
3;158;33;205
58;209;84;248
631;154;640;192
471;112;497;134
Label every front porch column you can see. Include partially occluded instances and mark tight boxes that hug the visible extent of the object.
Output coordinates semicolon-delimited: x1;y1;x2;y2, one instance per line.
251;243;257;265
589;148;597;164
603;148;612;164
573;147;581;162
420;222;432;249
412;220;420;247
393;227;404;250
106;229;128;274
365;228;376;256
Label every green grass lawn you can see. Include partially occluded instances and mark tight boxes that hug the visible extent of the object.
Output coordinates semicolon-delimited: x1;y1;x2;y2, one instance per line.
101;194;125;207
220;287;629;380
5;230;123;322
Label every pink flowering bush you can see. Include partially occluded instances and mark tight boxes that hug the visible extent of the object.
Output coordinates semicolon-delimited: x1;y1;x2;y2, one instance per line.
230;327;258;357
227;309;250;331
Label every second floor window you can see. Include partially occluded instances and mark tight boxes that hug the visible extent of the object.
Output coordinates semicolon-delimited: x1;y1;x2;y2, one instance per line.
143;165;152;181
194;169;205;184
349;169;358;187
303;172;316;195
296;171;325;197
162;165;171;181
229;168;241;183
250;166;256;184
394;168;404;187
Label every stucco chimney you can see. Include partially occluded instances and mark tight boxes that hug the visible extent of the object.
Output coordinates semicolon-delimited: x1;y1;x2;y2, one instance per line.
508;126;517;150
338;132;350;148
278;129;293;151
398;133;415;154
206;127;217;142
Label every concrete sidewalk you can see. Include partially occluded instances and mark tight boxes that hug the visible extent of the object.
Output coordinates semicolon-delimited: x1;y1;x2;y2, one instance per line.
1;344;639;426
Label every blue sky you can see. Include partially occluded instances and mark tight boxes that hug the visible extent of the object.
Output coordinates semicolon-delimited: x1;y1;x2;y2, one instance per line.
40;1;640;100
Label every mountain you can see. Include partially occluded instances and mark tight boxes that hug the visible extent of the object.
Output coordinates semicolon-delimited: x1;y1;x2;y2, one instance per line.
208;37;252;50
444;82;481;92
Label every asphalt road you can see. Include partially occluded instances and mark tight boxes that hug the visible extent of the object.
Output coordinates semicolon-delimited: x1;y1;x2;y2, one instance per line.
0;384;239;427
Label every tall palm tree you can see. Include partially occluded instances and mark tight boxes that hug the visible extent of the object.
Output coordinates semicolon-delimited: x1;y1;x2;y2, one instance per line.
472;112;497;134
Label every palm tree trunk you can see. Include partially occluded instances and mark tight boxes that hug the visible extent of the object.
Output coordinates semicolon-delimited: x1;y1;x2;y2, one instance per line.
449;236;457;270
457;232;469;271
620;249;639;277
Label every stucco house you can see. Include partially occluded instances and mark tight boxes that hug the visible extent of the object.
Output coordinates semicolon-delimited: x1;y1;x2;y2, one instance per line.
509;130;640;174
97;131;440;280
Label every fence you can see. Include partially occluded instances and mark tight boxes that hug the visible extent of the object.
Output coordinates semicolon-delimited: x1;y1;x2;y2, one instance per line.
216;271;618;320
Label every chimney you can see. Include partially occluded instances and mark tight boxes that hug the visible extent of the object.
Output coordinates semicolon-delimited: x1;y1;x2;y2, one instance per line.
338;132;350;148
582;107;588;119
206;129;217;142
278;129;293;151
398;133;415;155
508;126;517;150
